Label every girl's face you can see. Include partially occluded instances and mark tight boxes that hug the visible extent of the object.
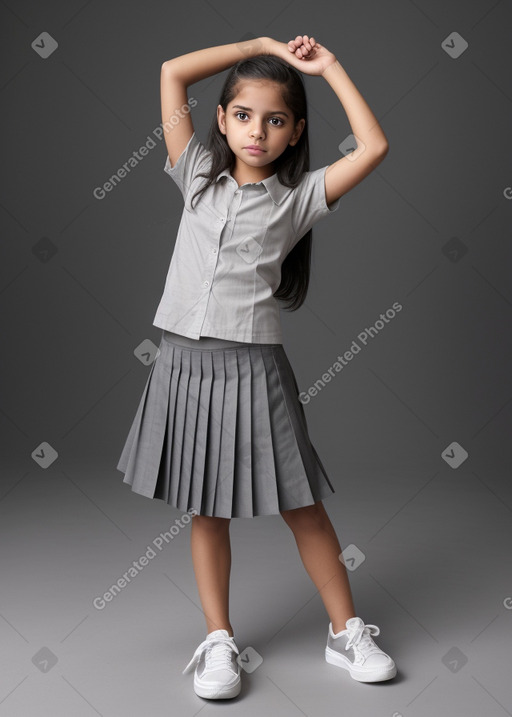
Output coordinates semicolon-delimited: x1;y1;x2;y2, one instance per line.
217;79;305;179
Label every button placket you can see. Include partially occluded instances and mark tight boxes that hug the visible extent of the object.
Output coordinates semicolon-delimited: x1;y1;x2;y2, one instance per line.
203;240;220;288
198;185;242;335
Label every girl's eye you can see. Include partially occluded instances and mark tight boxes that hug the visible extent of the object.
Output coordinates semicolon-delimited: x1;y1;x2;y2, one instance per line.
235;112;283;126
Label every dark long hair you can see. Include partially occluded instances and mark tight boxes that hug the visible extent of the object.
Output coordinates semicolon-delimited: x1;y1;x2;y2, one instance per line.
189;54;313;312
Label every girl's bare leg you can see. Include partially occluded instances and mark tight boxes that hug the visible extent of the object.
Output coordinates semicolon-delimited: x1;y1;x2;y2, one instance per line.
280;501;357;634
190;514;234;636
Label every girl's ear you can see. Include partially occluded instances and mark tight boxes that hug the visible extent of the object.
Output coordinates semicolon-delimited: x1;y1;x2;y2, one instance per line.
289;118;306;147
217;104;226;135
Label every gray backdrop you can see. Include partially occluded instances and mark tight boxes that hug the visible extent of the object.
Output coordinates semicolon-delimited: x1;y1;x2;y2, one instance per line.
1;1;511;716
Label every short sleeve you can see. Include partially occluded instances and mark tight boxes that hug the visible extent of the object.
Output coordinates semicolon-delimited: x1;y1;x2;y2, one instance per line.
163;131;211;202
291;165;341;240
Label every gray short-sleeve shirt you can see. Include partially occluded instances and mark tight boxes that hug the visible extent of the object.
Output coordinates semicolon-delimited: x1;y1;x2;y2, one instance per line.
153;131;340;343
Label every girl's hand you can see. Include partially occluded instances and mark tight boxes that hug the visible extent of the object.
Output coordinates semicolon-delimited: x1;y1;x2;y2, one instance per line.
266;35;336;76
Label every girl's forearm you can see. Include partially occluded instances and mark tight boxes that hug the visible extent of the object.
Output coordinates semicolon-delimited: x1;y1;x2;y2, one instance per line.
322;60;389;153
162;36;270;85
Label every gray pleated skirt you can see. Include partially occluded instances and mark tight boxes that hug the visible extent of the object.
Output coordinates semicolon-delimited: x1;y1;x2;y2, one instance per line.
116;330;335;518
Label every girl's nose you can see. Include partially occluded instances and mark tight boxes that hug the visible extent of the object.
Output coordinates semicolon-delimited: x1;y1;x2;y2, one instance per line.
250;123;264;138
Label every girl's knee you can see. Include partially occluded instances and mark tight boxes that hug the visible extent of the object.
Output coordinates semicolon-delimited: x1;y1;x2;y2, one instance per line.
280;501;325;529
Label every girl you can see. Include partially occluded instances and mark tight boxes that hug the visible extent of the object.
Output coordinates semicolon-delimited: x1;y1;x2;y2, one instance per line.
117;34;396;699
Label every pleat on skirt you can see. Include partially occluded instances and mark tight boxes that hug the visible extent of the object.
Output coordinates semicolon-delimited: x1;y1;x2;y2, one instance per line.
116;329;335;518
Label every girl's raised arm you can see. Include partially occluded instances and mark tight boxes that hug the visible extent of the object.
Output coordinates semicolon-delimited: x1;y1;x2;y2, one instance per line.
266;35;390;206
160;37;271;168
321;58;389;205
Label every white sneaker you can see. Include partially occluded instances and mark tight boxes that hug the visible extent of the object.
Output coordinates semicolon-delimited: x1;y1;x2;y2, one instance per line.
325;617;397;682
182;629;241;699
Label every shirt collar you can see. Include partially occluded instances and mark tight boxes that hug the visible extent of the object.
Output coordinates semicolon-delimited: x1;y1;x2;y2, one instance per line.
214;167;293;206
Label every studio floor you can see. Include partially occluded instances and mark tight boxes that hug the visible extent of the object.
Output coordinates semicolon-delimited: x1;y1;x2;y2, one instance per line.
0;463;510;717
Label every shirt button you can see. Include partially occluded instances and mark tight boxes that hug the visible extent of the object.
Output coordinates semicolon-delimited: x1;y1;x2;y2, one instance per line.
212;248;217;253
220;217;225;223
203;280;210;287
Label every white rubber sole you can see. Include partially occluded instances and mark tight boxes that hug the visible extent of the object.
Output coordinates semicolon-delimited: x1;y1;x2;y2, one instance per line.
325;646;397;682
193;673;241;699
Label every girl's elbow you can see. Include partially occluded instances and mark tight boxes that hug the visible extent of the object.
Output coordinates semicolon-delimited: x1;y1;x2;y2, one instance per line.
368;145;389;171
161;59;179;74
371;143;389;165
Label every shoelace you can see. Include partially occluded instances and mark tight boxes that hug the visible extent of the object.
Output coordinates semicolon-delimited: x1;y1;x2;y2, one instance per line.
345;622;381;655
182;636;239;675
205;640;236;670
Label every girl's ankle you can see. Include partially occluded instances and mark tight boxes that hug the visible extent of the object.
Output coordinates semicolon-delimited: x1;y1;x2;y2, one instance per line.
207;626;234;637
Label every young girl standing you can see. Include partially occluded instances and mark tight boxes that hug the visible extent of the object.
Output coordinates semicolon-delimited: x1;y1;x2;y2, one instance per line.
117;33;396;699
